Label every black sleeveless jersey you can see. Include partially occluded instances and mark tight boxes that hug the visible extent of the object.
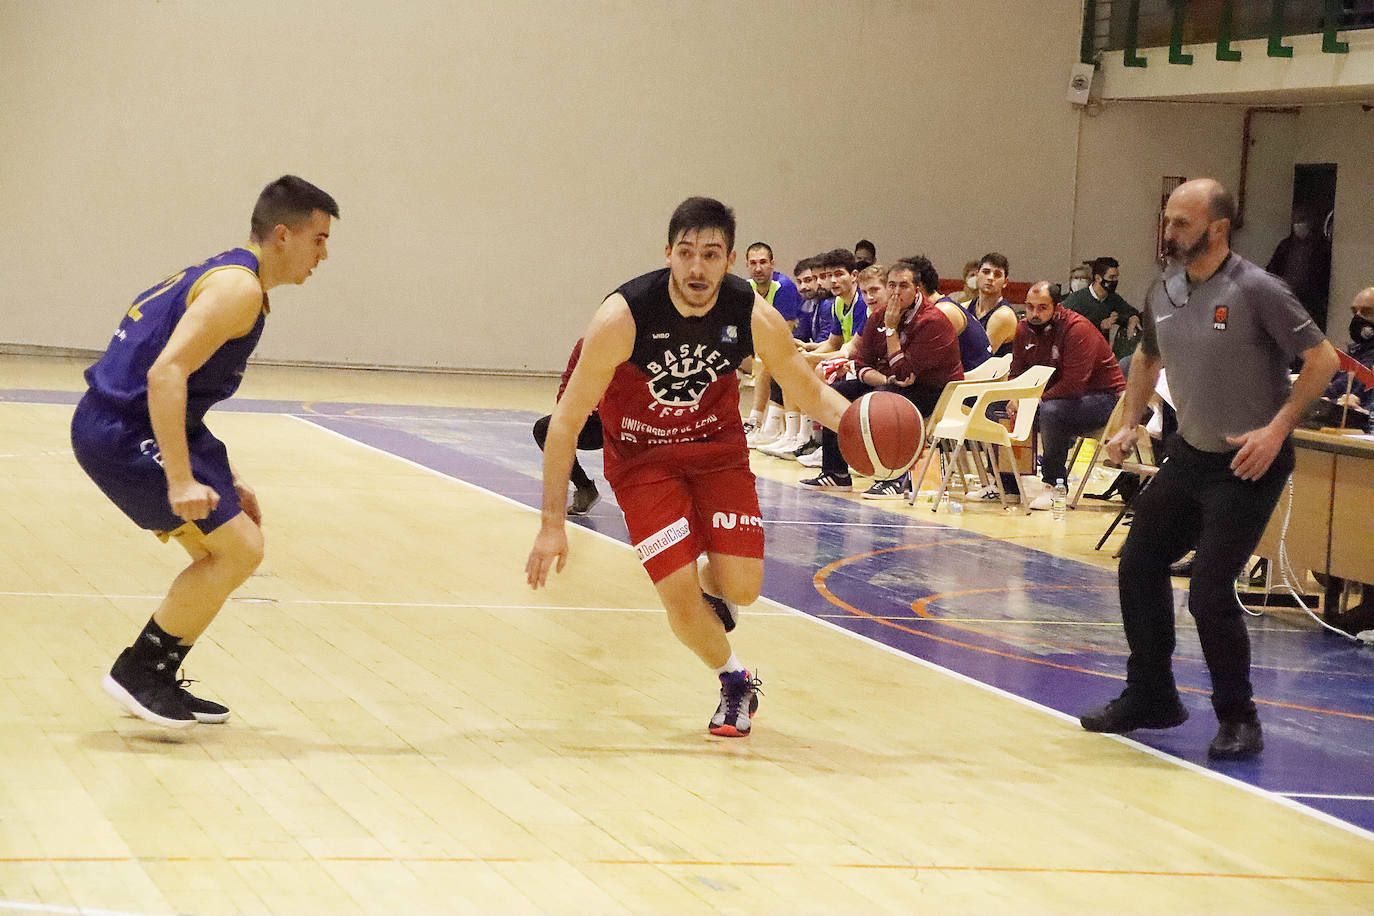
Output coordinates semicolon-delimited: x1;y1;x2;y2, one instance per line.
598;268;756;462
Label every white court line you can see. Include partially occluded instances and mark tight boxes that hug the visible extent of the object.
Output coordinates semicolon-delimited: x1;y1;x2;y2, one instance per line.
0;590;801;615
284;415;1374;845
0;902;153;916
1280;793;1374;802
765;519;948;529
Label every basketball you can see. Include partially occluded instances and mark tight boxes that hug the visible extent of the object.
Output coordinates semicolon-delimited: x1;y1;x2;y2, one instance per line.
838;392;925;478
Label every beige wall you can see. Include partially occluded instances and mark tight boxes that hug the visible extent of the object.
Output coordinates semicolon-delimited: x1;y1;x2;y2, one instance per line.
2;2;1368;371
1072;99;1372;347
0;0;1085;372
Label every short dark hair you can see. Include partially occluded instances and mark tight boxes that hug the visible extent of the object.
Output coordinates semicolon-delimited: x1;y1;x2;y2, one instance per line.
855;238;876;257
1048;282;1064;304
250;175;339;242
979;252;1010;275
1206;185;1238;224
892;255;940;294
747;242;774;260
820;247;858;273
1090;256;1119;279
794;257;814;275
668;197;736;251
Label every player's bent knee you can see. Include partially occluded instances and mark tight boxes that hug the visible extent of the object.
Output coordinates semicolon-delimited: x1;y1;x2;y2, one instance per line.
203;514;266;579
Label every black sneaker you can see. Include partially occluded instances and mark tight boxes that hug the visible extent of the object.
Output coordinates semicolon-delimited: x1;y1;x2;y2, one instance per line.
1208;720;1263;760
102;649;196;728
176;677;231;724
799;472;852;491
862;476;908;500
790;439;820;460
1079;692;1189;733
567;484;600;516
709;671;763;737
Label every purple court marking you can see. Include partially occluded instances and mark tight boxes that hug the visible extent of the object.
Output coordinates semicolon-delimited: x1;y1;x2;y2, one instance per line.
8;388;1374;835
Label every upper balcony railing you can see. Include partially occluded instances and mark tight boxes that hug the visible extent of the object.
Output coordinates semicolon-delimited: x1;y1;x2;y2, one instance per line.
1081;0;1373;66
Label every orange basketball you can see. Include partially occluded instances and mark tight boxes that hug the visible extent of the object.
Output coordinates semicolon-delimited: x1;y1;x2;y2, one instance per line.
838;392;925;478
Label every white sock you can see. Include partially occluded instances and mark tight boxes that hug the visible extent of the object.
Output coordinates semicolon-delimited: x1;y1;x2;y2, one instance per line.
714;654;746;677
747;409;763;427
760;404;784;438
783;412;801;440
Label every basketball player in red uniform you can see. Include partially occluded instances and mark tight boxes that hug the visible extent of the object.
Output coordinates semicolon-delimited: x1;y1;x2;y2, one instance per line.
526;197;851;736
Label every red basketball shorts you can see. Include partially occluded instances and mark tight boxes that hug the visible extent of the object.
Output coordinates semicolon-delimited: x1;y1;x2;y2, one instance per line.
606;440;764;583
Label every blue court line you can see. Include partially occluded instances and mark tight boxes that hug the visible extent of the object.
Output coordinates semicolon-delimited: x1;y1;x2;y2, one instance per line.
8;390;1374;835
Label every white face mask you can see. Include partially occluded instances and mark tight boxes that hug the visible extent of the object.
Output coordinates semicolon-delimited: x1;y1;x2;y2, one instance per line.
965;276;977;289
1070;278;1089;292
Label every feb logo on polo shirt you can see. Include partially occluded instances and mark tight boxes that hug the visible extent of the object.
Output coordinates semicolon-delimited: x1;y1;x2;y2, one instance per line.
1213;306;1228;330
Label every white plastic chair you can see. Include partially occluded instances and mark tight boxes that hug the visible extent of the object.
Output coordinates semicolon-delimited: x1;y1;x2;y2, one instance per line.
908;364;1056;510
917;355;1012;494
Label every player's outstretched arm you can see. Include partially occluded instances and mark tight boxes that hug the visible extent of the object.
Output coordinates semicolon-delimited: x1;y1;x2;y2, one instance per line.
147;269;264;523
751;295;849;432
525;295;633;589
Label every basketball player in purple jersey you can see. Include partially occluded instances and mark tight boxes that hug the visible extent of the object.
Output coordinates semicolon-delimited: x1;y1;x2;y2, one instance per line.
525;197;851;736
72;176;338;728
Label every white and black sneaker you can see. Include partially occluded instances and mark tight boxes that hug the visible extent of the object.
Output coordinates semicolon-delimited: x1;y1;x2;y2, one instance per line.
709;670;762;737
102;649;197;728
176;676;231;724
862;476;909;500
799;472;852;491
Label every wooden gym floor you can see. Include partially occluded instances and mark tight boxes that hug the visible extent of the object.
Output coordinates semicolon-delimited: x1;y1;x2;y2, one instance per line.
1;354;1372;915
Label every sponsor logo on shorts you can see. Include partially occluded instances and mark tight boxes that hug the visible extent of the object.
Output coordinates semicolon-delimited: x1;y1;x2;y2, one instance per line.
139;438;164;467
634;517;691;562
711;512;763;530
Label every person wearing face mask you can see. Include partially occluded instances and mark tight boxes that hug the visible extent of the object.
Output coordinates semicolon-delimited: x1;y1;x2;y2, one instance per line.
1321;286;1374;430
1315;287;1374;637
1266;208;1332;332
854;239;876;272
1068;264;1092;294
954;259;980;305
1004;281;1125;509
1063;256;1141;367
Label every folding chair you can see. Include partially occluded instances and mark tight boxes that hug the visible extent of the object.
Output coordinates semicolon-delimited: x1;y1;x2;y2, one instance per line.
1067;393;1128;509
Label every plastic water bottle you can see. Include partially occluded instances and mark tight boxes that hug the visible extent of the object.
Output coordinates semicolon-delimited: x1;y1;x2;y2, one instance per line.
1052;478;1068;521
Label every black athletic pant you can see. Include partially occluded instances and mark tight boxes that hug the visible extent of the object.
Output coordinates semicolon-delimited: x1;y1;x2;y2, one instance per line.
1117;434;1294;723
820;378;940;476
532;412;603;489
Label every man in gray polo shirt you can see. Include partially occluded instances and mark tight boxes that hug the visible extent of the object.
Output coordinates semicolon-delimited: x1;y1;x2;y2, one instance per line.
1079;178;1339;760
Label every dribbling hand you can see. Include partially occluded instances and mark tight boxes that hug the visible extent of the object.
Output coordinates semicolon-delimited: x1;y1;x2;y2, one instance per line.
168;480;220;522
526;527;569;589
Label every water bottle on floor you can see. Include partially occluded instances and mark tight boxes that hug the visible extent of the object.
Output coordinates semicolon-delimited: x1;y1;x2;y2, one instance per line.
1052;478;1068;521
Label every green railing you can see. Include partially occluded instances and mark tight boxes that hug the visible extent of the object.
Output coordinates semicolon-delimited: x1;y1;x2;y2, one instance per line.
1081;0;1371;66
